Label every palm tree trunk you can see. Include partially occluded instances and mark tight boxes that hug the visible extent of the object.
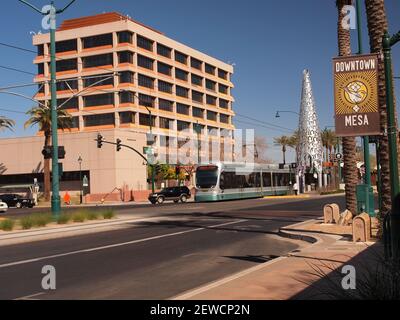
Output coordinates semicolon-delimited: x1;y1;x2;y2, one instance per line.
337;0;358;215
365;0;398;215
44;134;51;201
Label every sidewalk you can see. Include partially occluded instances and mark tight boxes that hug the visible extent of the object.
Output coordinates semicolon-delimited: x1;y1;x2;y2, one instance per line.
172;219;379;300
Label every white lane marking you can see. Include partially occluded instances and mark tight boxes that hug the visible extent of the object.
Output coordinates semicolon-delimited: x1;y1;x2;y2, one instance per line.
0;220;247;269
14;292;45;300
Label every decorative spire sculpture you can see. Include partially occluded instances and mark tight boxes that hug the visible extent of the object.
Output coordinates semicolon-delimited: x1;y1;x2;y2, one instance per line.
296;70;324;190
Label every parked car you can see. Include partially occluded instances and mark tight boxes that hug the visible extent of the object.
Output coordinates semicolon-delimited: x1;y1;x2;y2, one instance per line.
0;194;35;209
148;187;191;205
0;201;8;213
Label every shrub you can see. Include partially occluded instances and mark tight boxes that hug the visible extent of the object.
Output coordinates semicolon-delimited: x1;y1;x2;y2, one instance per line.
102;210;115;220
72;211;87;223
32;213;53;227
20;216;34;230
87;211;100;221
0;219;15;231
57;213;71;225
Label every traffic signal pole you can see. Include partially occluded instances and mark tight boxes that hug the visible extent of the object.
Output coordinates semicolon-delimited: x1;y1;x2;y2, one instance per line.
19;0;77;217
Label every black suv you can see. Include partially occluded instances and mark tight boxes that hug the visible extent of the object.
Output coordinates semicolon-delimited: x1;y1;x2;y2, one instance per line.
149;187;191;205
0;194;35;209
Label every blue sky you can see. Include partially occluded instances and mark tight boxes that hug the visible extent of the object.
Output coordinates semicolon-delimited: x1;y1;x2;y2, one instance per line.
0;0;399;162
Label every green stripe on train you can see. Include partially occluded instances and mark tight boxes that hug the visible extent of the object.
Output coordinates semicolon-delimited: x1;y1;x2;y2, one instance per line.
195;190;289;202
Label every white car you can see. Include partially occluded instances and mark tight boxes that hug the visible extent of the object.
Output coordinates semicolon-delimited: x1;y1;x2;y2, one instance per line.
0;201;8;213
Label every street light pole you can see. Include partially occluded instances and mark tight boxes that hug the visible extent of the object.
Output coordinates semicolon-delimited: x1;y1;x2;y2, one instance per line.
19;0;77;217
383;30;400;259
78;156;83;205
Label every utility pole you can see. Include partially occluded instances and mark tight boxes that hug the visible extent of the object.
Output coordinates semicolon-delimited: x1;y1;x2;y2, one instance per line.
19;0;77;217
383;30;400;259
355;0;374;217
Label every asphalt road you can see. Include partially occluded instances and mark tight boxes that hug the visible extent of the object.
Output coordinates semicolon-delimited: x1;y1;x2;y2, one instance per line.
0;195;345;300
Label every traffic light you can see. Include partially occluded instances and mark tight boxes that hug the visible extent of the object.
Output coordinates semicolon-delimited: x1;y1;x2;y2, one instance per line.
58;146;66;159
97;134;103;149
42;146;52;159
116;139;122;152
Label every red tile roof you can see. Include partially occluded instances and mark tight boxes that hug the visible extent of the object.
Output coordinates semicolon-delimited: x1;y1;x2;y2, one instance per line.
58;12;163;35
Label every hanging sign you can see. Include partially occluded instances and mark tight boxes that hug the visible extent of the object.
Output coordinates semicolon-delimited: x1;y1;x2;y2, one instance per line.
333;53;381;137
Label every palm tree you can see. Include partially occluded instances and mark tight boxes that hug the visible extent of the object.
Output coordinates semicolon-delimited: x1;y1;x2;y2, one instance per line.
321;129;337;162
336;0;358;215
365;0;397;214
0;116;14;132
24;104;73;201
274;135;291;164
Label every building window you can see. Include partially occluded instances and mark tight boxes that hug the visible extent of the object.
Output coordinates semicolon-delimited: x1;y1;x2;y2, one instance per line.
158;62;172;76
220;114;230;124
118;31;133;44
177;120;190;132
138;74;154;89
219;84;229;94
219;99;229;109
159;99;173;112
56;79;78;91
56;59;77;72
137;35;154;51
56;39;77;53
157;43;172;58
175;68;188;81
206;95;217;106
139;113;155;127
137;54;154;70
138;93;155;108
218;69;228;80
192;90;203;103
71;117;79;128
82;33;113;49
84;113;115;127
83;93;114;107
191;57;203;70
119;111;135;124
176;86;189;98
175;51;187;65
38;84;45;93
192;107;204;118
159;117;173;129
57;97;78;110
191;74;203;86
119;71;134;84
118;51;134;64
82;54;113;68
205;64;216;75
206;79;216;91
207;111;217;121
120;91;135;104
38;63;44;74
208;126;219;136
83;74;114;88
37;45;44;56
177;103;189;115
158;80;173;94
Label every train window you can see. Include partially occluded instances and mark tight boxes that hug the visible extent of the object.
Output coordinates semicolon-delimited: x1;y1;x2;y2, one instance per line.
273;173;290;187
196;167;218;189
263;172;272;187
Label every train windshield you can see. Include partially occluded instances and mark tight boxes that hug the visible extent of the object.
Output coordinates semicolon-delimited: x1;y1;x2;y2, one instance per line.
196;166;219;189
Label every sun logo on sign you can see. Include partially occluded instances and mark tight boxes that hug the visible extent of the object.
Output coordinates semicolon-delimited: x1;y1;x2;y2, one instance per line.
343;81;368;113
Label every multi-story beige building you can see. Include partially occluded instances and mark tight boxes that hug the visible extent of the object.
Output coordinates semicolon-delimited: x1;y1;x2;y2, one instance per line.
0;12;236;201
